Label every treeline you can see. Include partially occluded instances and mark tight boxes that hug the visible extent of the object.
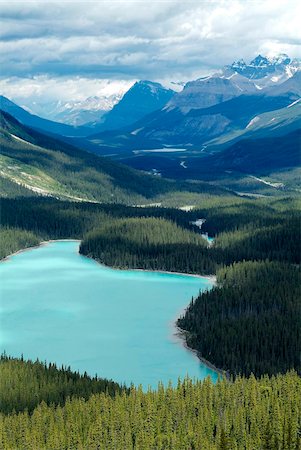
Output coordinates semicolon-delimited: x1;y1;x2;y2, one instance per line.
214;215;300;265
0;197;195;243
79;217;217;274
79;212;300;275
0;228;40;259
0;364;300;449
178;261;301;377
192;196;301;235
0;355;127;415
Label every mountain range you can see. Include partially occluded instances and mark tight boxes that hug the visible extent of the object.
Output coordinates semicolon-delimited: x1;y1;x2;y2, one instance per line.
44;94;123;127
0;80;175;137
80;70;300;158
0;95;91;138
226;54;300;83
1;53;300;195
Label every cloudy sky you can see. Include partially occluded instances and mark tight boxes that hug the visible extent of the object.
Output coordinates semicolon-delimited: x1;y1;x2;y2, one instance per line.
0;0;300;113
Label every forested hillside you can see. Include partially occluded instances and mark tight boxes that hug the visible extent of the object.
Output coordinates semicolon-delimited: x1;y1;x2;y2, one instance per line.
79;196;301;274
0;228;40;260
0;110;226;204
0;365;300;450
79;217;216;273
0;355;127;415
0;197;201;259
178;261;301;376
1;195;300;270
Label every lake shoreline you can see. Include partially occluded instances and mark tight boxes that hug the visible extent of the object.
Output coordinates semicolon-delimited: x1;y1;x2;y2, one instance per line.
174;327;229;379
1;239;81;262
1;239;221;380
2;240;216;282
82;252;217;282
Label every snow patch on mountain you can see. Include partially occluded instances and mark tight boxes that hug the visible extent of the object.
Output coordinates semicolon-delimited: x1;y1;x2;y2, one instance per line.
246;116;260;129
287;99;301;108
131;127;144;135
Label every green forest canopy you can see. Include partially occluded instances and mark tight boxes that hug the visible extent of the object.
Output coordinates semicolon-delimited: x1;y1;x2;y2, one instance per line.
0;358;300;450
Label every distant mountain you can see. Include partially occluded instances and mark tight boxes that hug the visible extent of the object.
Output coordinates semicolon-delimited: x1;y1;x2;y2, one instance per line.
0;96;90;137
82;90;298;157
225;54;301;84
2;53;300;183
78;53;300;158
48;95;122;127
166;54;301;114
165;75;256;113
92;81;175;132
225;54;301;82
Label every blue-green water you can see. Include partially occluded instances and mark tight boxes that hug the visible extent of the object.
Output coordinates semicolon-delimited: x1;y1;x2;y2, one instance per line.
0;241;218;388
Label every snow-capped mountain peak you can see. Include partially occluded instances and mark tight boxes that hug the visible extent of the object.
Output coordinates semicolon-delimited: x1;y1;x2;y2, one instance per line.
224;53;301;84
269;53;291;66
129;80;174;98
249;55;270;68
231;59;247;70
44;93;125;126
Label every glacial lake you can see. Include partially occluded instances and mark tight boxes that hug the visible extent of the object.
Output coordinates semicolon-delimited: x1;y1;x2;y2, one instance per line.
0;241;218;388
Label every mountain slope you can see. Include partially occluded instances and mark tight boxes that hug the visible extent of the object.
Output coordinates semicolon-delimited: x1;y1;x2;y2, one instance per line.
206;99;301;150
81;92;298;157
0;96;90;137
265;71;301;97
166;75;255;113
201;129;301;174
0;110;226;203
93;81;175;132
0;110;163;203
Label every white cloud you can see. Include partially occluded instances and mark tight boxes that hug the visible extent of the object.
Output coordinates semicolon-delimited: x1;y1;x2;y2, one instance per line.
0;0;300;112
0;76;135;117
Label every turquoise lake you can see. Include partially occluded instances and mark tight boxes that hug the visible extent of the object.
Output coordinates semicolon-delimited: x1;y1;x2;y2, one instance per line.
0;241;218;388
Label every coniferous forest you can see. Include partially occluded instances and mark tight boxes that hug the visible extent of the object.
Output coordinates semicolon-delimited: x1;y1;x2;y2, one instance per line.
0;359;300;450
178;261;301;377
